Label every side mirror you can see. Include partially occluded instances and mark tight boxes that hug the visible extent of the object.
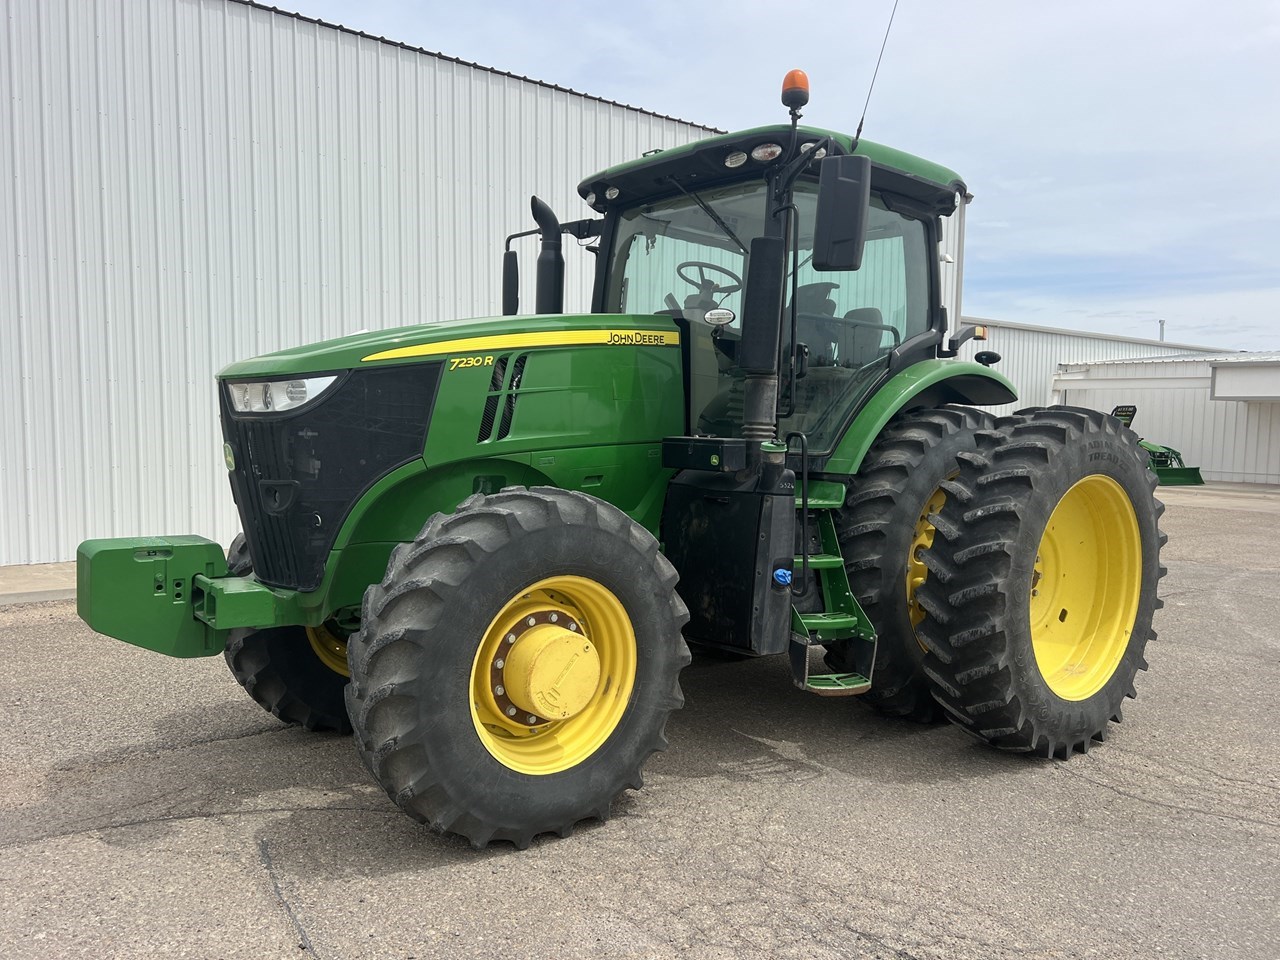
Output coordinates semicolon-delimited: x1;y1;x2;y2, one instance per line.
502;249;519;315
812;154;871;271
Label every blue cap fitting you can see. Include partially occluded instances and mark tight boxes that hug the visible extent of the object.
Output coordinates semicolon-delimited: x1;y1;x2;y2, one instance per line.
773;568;793;586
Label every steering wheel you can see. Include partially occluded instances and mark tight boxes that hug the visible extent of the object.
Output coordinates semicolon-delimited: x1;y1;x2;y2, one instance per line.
676;261;743;295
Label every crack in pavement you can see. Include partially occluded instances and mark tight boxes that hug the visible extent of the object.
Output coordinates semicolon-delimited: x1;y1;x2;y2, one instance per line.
0;803;395;850
1052;763;1280;832
258;838;319;958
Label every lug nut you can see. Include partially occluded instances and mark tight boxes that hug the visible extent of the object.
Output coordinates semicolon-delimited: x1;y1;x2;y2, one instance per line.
527;617;536;626
495;684;505;696
506;633;515;643
494;658;505;669
549;613;558;623
506;706;517;717
568;623;578;632
527;715;538;724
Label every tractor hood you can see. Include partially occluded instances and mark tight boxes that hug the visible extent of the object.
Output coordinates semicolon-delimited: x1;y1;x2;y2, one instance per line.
217;313;682;379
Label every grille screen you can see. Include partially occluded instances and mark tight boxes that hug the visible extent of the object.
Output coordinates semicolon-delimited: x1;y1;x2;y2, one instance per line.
221;364;441;591
476;352;527;443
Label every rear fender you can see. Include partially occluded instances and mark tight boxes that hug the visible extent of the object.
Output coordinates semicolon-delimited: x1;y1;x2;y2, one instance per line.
824;360;1016;476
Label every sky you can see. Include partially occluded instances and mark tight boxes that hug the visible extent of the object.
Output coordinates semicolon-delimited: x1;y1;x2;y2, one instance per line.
276;0;1280;351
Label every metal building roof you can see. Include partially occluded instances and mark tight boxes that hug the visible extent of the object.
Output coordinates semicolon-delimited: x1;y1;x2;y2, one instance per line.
1062;351;1273;367
962;316;1226;353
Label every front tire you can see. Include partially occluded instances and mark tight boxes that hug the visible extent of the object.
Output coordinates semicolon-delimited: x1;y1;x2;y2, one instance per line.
222;534;352;734
916;407;1165;757
346;487;690;849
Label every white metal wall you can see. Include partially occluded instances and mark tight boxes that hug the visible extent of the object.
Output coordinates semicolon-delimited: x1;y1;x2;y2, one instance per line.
1054;358;1280;484
0;0;719;565
956;319;1222;416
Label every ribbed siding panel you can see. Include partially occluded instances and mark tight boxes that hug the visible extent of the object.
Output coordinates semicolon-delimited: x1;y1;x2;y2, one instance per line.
1054;360;1280;484
957;321;1220;417
0;0;716;564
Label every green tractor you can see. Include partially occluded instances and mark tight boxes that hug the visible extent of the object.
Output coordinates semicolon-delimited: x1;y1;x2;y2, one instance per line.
1110;405;1205;485
77;73;1164;848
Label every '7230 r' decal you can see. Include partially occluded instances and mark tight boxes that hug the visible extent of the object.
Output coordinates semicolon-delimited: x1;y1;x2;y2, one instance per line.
448;355;495;371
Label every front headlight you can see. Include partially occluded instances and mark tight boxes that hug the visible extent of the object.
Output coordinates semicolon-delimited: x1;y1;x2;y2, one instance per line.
226;375;338;414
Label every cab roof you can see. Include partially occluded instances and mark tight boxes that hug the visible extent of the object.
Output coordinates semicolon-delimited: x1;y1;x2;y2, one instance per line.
578;124;966;216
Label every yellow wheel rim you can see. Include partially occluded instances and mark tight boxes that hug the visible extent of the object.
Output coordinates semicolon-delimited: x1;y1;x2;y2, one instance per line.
306;623;350;677
907;485;947;632
470;575;636;775
1031;475;1141;701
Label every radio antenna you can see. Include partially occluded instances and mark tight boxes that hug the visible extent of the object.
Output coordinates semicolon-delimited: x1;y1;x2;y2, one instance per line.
852;0;900;148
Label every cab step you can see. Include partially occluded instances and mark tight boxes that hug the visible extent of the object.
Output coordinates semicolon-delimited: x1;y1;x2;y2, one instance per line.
794;553;843;570
796;611;862;641
788;632;874;696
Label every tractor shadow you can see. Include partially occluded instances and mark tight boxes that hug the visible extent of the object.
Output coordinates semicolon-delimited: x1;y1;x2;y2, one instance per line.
6;653;1030;878
656;648;1030;787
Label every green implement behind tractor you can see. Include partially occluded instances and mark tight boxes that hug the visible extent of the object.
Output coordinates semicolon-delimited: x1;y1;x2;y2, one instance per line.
77;72;1165;848
1109;405;1205;485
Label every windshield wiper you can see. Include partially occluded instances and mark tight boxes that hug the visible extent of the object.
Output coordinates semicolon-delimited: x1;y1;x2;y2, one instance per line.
665;177;748;255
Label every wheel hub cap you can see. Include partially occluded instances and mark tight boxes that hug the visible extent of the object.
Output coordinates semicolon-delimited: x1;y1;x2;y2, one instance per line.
470;576;637;776
504;623;601;720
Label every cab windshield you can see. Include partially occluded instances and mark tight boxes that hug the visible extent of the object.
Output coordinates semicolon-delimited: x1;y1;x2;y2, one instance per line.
604;178;932;452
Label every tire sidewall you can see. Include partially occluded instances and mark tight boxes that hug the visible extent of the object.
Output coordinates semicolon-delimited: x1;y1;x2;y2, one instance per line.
1000;426;1160;737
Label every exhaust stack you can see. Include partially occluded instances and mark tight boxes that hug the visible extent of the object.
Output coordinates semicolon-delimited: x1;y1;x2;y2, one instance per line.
530;196;564;314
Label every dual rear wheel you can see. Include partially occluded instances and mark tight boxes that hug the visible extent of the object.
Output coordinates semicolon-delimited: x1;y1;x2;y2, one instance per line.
831;404;1163;756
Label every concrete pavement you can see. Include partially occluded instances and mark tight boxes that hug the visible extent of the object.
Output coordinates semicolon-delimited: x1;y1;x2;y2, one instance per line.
1;486;1277;959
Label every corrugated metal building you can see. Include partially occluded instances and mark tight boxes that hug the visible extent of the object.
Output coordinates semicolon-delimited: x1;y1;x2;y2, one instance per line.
0;0;719;565
1054;353;1280;484
955;318;1224;415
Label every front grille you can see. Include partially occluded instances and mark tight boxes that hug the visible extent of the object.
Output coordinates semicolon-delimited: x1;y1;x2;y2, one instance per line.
220;364;441;591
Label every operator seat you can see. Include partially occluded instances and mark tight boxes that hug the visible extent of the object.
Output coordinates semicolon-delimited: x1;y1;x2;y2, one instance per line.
841;307;891;367
791;283;839;363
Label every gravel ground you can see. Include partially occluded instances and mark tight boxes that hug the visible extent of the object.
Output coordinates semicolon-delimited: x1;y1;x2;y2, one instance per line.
1;485;1276;960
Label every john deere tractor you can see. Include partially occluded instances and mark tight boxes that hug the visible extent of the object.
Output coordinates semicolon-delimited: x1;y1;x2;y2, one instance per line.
77;72;1164;848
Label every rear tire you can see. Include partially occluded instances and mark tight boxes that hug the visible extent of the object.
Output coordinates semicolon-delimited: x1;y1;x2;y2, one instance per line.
915;407;1165;757
824;405;995;721
346;487;690;849
222;534;352;734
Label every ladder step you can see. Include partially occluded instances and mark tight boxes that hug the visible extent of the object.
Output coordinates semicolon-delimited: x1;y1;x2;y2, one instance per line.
794;479;846;510
794;553;843;570
801;494;844;510
803;672;872;696
797;611;861;641
789;632;877;695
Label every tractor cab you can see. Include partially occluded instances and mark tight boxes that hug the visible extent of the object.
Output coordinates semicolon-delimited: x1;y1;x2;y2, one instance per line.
578;121;964;461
